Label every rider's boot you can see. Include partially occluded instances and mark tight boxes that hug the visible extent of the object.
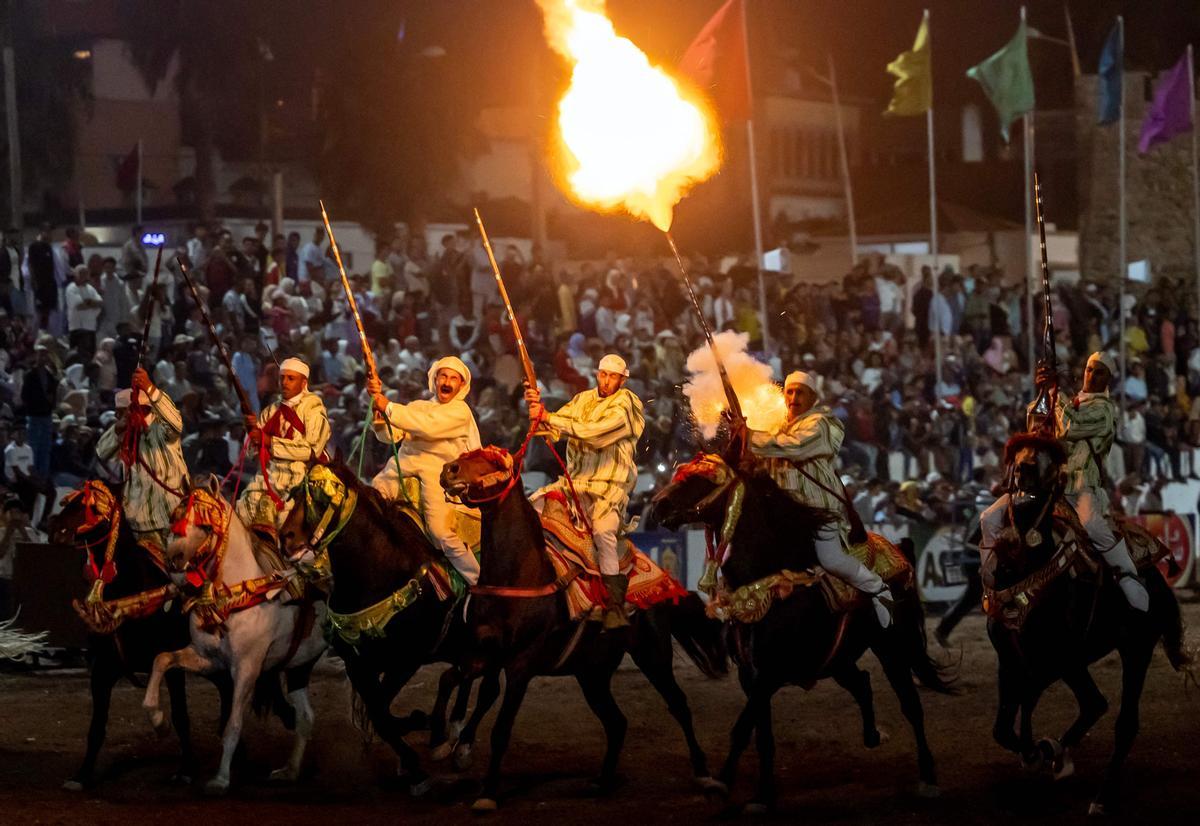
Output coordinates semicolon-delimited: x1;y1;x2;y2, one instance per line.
1100;539;1150;612
845;561;894;629
601;573;630;630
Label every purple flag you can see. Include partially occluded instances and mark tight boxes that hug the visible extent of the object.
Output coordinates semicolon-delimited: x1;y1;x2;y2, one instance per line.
1138;52;1193;154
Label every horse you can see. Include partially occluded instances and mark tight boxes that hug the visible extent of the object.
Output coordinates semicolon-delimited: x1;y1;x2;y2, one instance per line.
278;462;485;794
440;446;729;812
50;480;201;790
985;433;1195;815
141;475;328;795
649;453;952;813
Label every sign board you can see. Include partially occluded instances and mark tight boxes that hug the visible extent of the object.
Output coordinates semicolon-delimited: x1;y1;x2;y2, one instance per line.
914;525;971;604
629;530;688;589
1126;258;1150;283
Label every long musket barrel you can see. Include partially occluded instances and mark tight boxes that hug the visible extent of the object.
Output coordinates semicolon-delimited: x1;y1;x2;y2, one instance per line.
474;208;538;392
1031;169;1059;427
664;232;745;425
176;256;256;418
320;200;379;382
135;244;165;369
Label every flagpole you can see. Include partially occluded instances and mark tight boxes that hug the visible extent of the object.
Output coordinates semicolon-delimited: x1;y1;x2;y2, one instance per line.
924;8;942;395
827;53;858;268
135;138;143;225
1118;16;1127;418
1189;44;1200;327
739;0;770;354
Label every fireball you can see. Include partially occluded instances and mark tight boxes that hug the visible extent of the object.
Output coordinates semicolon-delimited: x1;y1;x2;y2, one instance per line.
537;0;722;231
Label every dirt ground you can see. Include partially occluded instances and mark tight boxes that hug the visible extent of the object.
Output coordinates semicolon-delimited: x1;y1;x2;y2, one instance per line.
2;606;1198;826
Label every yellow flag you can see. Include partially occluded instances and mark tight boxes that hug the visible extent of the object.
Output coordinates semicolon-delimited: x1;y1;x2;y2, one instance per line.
885;15;931;117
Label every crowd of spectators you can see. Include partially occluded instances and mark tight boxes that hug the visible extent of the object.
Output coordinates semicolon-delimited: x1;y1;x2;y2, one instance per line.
2;218;1199;572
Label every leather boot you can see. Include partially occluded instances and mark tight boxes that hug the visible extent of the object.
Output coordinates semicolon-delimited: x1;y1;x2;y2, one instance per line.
601;573;630;630
1100;540;1150;612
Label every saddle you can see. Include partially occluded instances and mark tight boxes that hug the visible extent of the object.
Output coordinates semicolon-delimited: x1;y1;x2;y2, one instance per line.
706;532;912;624
538;491;686;620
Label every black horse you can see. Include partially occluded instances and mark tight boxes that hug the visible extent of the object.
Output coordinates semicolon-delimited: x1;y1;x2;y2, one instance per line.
51;481;202;789
650;453;952;813
279;462;483;794
440;446;728;812
987;436;1195;815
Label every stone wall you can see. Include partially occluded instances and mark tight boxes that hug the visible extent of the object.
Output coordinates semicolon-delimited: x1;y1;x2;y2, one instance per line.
1077;71;1200;287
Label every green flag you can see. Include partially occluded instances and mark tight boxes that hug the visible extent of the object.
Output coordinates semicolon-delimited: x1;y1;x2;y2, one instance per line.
966;19;1034;142
885;14;931;117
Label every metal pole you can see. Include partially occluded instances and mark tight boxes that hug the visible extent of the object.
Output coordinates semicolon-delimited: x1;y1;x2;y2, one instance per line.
1189;44;1200;334
739;0;770;354
827;53;857;268
3;37;21;229
925;9;942;395
272;171;283;239
135;138;143;225
1119;16;1128;417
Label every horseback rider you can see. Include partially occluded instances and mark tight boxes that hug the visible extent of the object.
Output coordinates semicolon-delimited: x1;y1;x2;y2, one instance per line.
236;357;330;537
746;370;894;627
525;353;644;630
95;366;188;550
366;355;481;586
979;351;1149;611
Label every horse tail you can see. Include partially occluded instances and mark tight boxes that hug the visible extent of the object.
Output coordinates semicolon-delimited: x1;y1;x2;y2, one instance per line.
893;578;957;694
667;591;729;678
252;669;296;730
1146;567;1196;678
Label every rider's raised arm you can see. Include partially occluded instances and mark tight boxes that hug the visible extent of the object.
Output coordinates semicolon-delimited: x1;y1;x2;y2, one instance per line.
546;392;643;448
147;388;183;439
750;415;841;462
379;398;474;441
1057;396;1115;441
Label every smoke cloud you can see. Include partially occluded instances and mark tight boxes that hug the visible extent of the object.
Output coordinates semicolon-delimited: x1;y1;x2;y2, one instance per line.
683;330;787;439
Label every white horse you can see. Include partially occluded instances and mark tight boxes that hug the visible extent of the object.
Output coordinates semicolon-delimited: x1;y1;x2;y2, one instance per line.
142;475;327;795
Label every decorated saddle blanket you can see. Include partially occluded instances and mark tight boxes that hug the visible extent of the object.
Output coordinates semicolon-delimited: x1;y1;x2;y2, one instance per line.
706;532;911;624
538;491;686;620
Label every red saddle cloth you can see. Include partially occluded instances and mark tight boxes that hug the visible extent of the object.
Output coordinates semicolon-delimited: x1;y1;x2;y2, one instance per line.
537;491;686;620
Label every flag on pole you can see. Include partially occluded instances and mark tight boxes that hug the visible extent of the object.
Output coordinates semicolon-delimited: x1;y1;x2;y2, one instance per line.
678;0;752;121
1097;21;1122;125
1138;52;1193;153
884;13;931;116
966;19;1035;142
115;143;139;192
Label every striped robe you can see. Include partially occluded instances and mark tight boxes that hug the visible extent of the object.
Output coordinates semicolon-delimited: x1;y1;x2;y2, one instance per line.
237;390;331;529
535;387;645;521
95;389;188;534
1027;390;1116;515
750;407;850;539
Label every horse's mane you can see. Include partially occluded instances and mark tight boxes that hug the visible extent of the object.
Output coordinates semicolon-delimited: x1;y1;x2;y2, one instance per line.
324;462;438;558
744;470;840;539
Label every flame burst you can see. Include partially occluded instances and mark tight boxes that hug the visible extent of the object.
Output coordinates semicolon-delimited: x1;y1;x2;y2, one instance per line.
683;331;787;439
538;0;722;231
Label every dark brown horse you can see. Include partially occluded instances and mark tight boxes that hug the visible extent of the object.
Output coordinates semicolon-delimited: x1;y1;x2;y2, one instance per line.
278;463;484;795
50;481;210;789
649;454;951;813
440;446;728;812
987;435;1195;815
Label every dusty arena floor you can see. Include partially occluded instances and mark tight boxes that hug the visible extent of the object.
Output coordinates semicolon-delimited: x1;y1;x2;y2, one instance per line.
2;607;1198;825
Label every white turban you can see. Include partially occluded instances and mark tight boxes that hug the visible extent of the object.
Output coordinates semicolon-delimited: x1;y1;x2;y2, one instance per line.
114;388;149;409
427;356;472;401
1087;351;1116;374
784;370;820;396
598;353;629;377
279;357;310;379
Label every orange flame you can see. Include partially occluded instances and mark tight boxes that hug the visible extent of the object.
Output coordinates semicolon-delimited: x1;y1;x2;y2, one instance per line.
537;0;722;231
683;331;787;439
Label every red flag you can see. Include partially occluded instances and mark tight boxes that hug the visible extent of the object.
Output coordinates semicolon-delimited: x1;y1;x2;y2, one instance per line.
115;143;139;192
678;0;752;122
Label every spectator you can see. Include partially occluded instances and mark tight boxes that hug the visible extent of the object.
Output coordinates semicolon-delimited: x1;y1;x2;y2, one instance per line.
65;264;103;357
298;227;327;285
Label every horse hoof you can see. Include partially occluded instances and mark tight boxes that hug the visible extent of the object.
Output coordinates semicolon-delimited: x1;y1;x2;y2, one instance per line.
744;802;771;816
916;782;941;799
1088;802;1108;817
449;720;465;741
471;797;498;813
431;741;454;762
61;779;84;792
695;776;727;796
1054;750;1075;782
269;766;299;783
170;773;194;786
409;777;433;799
203;778;230;797
454;744;474;771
